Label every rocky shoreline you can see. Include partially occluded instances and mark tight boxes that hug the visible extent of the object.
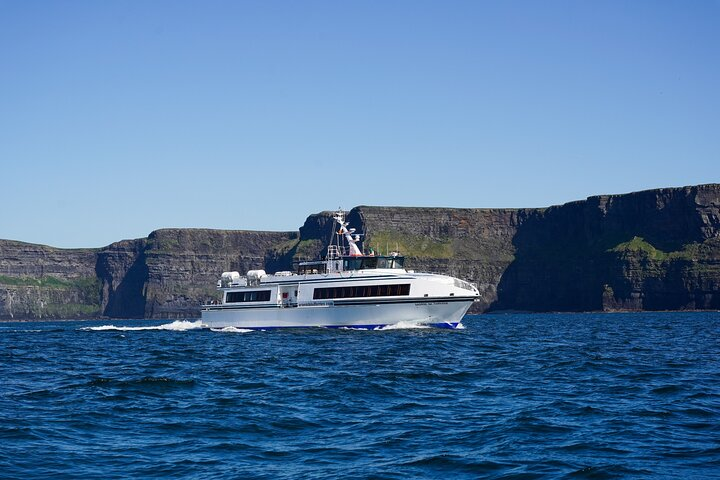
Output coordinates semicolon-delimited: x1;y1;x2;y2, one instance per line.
2;183;719;320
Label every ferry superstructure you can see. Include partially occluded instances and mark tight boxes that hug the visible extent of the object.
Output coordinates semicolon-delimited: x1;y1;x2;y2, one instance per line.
201;210;479;329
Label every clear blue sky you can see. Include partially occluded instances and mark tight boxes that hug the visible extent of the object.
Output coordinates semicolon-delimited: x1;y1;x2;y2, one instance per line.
1;1;718;248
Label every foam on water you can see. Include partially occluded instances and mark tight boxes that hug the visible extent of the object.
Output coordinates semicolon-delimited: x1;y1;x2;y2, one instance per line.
210;326;253;333
81;320;203;332
374;321;431;330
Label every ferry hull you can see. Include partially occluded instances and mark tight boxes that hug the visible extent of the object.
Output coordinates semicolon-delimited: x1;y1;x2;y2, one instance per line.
201;299;473;329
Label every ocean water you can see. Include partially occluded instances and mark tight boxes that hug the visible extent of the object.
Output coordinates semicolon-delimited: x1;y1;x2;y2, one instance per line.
1;312;719;479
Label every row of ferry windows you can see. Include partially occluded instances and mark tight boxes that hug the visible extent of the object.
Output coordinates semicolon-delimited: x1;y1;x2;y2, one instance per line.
226;290;271;303
313;283;410;300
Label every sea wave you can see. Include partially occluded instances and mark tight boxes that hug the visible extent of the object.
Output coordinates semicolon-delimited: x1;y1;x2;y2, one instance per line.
210;326;253;333
4;312;720;479
374;321;431;330
81;320;203;332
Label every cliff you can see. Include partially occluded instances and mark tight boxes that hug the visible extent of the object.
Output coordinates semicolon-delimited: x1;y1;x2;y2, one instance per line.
0;241;101;319
351;184;720;312
142;229;297;318
347;207;523;312
0;230;297;320
0;183;718;319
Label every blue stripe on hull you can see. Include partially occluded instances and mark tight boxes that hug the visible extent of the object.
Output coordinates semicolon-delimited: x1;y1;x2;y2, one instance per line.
208;322;461;331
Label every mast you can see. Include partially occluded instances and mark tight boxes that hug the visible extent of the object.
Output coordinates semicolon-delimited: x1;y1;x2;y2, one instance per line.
332;210;362;257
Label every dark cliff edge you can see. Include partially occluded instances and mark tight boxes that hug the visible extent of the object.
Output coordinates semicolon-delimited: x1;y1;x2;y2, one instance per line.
1;184;718;319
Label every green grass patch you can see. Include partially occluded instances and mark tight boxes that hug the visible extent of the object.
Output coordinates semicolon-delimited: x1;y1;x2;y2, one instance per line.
0;275;73;288
367;230;453;259
295;239;323;259
609;237;720;263
0;275;100;303
271;238;301;255
609;236;668;261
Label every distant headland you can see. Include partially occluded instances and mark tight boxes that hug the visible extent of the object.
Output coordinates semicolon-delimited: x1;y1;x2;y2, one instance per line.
1;183;719;320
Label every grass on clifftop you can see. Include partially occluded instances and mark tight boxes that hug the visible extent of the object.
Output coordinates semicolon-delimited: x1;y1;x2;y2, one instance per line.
366;231;453;259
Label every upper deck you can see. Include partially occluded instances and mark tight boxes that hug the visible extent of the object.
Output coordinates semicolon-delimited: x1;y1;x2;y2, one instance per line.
295;254;405;275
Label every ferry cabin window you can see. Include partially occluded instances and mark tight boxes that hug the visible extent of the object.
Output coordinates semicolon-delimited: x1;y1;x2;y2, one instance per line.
313;283;410;300
226;290;272;303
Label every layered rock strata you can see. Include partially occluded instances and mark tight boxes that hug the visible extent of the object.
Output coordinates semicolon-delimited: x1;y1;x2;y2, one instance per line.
0;184;718;319
0;241;100;319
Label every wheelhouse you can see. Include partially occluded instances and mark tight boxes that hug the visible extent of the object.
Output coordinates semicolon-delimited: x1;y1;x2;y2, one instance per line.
342;255;405;271
293;254;405;275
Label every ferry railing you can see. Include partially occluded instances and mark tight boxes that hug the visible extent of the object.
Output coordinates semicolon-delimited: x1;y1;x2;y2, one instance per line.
297;301;335;308
326;245;350;259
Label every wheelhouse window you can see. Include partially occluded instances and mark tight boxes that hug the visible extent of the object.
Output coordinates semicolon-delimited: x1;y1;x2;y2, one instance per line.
377;257;405;269
343;258;363;271
313;283;410;300
343;256;404;270
226;290;272;303
296;262;328;275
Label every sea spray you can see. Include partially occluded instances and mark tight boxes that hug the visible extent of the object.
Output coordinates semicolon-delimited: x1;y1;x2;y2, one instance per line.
81;320;203;332
210;326;253;333
374;321;431;330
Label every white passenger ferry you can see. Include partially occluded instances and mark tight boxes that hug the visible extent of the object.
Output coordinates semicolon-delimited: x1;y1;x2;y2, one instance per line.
201;210;479;329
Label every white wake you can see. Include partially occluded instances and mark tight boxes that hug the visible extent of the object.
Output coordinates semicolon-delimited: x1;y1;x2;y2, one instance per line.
81;320;204;332
209;326;253;333
374;321;431;330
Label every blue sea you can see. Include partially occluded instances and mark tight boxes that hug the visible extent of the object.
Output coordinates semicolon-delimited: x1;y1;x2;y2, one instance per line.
1;312;719;479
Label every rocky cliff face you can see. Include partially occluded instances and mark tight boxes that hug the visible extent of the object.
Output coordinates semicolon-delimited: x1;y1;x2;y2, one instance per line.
0;230;297;320
0;241;100;319
96;238;148;318
1;184;718;319
348;184;720;313
142;229;297;318
493;185;720;312
348;207;522;311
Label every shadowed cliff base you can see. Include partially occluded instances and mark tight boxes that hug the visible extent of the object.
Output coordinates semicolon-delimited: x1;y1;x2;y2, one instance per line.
491;185;720;312
0;183;718;319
